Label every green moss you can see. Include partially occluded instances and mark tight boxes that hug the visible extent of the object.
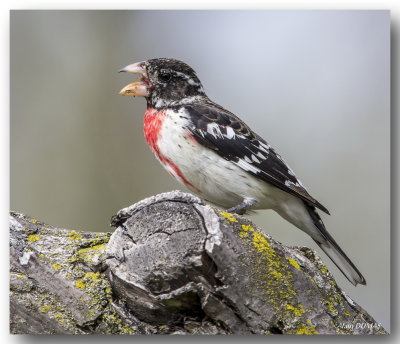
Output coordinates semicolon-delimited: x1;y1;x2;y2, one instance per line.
27;234;41;242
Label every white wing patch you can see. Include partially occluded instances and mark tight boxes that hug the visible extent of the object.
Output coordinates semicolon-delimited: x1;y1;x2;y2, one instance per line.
206;124;244;141
244;155;252;164
207;122;224;138
236;159;261;174
273;151;304;187
251;154;260;163
225;126;236;139
256;151;267;160
259;141;271;153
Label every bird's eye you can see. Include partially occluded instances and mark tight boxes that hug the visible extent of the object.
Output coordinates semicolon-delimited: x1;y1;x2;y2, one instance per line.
159;70;172;82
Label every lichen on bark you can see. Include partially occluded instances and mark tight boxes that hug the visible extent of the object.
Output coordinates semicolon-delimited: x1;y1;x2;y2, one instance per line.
9;191;387;335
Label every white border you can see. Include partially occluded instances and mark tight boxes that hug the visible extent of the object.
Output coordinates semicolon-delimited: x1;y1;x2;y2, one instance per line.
2;1;398;342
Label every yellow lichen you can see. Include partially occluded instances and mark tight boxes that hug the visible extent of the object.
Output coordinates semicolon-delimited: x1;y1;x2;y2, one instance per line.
237;224;319;331
288;258;301;270
220;211;238;222
52;263;62;271
120;326;134;335
53;313;65;323
85;272;101;281
295;324;318;335
30;219;38;224
324;299;338;316
252;231;271;251
250;231;297;299
239;224;256;238
286;304;305;317
239;231;249;238
27;234;41;242
73;271;103;293
68;231;83;241
39;305;51;313
101;311;135;334
75;280;85;289
271;270;283;279
320;264;330;275
241;224;255;232
236;220;325;332
74;243;107;263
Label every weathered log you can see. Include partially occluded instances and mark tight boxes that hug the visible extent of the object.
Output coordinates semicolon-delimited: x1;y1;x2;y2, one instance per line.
10;191;386;335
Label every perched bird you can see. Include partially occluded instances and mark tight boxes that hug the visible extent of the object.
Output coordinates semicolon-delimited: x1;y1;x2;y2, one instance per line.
119;58;366;286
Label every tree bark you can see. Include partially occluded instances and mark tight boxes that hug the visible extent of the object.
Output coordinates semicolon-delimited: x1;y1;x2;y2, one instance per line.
10;191;386;335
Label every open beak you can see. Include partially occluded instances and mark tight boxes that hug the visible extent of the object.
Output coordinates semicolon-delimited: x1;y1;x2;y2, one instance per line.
118;61;150;97
118;81;149;96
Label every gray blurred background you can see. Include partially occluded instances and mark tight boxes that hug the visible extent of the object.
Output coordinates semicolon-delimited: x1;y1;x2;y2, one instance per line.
10;10;390;330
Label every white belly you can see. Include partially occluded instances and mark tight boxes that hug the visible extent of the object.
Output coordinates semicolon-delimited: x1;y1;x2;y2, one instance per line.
155;109;290;210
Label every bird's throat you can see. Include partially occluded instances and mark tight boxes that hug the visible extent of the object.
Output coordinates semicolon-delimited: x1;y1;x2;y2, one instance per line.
143;107;166;156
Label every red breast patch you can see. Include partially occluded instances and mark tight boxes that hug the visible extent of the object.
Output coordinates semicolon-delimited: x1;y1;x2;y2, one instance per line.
143;107;200;193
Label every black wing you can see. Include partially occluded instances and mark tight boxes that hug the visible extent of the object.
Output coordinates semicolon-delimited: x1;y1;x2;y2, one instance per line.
185;101;330;215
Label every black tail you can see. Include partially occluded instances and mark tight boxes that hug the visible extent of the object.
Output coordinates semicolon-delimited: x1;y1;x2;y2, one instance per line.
305;204;366;286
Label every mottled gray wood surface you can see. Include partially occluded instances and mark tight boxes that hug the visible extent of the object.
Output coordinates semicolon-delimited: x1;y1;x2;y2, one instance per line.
10;191;386;335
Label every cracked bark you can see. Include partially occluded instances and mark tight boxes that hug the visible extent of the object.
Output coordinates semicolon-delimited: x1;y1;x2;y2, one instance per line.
9;191;387;335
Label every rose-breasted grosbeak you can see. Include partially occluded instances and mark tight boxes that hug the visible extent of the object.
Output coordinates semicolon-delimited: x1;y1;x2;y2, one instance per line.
119;58;365;286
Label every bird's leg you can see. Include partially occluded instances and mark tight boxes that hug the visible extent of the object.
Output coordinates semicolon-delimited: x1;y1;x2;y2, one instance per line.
226;198;257;215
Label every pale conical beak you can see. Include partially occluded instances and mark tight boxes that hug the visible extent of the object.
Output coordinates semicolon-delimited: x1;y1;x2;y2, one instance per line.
118;81;149;96
118;61;150;96
118;61;146;74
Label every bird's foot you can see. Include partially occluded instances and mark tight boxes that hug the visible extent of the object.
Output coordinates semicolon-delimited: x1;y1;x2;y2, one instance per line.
226;198;257;215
